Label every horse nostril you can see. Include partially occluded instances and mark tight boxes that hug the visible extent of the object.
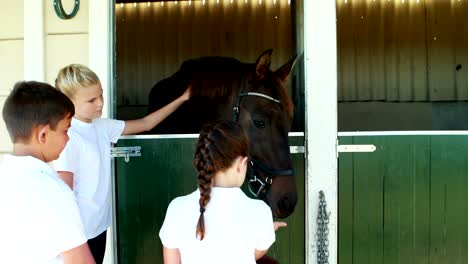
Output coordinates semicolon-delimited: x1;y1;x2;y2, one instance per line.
277;192;298;218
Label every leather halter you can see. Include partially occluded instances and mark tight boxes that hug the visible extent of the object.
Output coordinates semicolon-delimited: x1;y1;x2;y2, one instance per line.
232;87;294;198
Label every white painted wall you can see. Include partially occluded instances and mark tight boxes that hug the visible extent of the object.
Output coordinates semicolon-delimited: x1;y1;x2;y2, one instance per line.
24;1;45;81
44;0;89;85
0;1;24;155
0;2;23;39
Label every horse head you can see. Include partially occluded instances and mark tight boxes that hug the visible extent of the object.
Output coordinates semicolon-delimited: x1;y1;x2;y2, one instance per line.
147;49;298;218
234;50;297;219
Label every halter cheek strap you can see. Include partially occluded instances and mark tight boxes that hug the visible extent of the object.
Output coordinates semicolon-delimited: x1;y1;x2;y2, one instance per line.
233;93;281;121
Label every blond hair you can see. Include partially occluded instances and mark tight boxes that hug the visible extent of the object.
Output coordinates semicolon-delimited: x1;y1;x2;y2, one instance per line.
55;64;100;98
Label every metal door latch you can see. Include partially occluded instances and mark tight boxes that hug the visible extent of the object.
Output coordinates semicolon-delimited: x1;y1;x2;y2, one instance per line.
111;146;141;162
336;140;376;158
290;146;305;154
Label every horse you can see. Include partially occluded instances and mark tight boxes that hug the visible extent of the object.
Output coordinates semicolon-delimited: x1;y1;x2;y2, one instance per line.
148;49;297;219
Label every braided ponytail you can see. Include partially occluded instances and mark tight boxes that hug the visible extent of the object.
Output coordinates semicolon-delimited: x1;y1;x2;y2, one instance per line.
194;134;215;240
193;120;249;241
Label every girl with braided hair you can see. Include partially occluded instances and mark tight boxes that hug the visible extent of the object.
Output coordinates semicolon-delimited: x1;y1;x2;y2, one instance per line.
159;120;286;264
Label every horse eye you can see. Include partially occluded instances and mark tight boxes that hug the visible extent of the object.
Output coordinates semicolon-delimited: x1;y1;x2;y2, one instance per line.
253;120;265;129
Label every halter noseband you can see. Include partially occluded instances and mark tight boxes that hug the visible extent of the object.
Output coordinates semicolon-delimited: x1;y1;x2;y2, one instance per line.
232;89;294;198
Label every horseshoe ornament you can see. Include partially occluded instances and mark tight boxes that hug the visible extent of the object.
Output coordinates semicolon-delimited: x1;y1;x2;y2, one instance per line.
54;0;80;20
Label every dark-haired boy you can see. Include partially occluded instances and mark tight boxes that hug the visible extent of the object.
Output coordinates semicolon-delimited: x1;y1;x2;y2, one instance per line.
0;81;95;263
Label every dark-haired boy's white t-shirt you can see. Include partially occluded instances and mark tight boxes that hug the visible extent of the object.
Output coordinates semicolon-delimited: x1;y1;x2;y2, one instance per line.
53;118;125;239
159;187;275;264
0;155;87;263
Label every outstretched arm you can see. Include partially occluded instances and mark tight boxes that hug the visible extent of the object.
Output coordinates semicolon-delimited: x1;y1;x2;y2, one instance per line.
62;243;95;264
57;171;74;190
255;249;269;260
122;86;190;135
163;246;181;264
255;221;287;260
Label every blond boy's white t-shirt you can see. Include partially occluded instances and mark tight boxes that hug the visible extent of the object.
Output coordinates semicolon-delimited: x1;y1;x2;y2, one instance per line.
0;155;87;263
53;117;125;239
159;187;275;264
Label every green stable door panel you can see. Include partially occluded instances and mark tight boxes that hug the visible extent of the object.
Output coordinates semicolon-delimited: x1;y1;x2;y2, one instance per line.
114;135;305;264
338;135;468;264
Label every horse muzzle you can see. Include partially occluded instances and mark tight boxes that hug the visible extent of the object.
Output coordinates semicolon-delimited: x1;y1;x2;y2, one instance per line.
274;190;297;219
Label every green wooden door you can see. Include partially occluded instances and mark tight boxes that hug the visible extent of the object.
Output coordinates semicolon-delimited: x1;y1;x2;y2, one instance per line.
114;135;305;264
338;134;468;264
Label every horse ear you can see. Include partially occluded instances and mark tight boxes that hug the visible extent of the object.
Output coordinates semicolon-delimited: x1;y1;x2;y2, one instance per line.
275;54;297;82
255;49;273;80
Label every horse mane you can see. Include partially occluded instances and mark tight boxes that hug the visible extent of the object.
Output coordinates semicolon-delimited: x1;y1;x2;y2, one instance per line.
178;56;246;100
175;56;294;117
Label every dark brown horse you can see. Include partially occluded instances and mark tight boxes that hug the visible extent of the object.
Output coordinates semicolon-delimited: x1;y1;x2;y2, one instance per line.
148;50;297;219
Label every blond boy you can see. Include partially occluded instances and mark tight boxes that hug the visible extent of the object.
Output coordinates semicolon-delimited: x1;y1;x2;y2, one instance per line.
54;64;189;262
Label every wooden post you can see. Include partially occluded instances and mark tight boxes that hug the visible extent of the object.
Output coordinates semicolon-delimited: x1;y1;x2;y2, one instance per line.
304;1;338;263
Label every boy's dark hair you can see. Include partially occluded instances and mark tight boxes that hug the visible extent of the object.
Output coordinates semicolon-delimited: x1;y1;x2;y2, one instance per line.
2;81;75;143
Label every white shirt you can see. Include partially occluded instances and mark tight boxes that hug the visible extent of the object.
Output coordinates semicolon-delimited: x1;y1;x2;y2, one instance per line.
53;118;125;239
0;155;87;264
159;187;275;264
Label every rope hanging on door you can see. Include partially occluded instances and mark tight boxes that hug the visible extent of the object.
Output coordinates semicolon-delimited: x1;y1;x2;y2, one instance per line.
317;190;329;264
53;0;80;20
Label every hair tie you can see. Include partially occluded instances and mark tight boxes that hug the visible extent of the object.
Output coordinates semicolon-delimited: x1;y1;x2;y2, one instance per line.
200;207;206;214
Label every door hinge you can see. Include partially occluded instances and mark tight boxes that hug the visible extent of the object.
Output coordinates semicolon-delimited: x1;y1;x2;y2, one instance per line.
336;139;376;158
111;146;141;162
